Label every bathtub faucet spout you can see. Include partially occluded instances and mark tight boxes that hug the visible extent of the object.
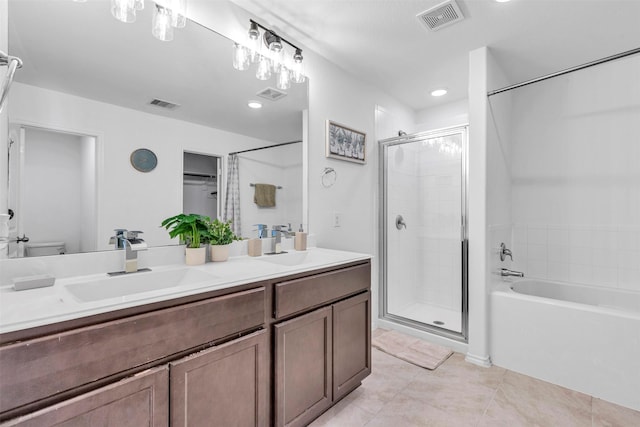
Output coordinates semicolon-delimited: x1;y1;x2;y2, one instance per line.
501;268;524;278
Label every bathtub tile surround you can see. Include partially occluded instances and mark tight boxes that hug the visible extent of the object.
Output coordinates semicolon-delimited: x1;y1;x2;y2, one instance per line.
511;224;640;291
309;347;640;426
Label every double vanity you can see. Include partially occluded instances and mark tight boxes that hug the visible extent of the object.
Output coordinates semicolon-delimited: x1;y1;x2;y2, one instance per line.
0;248;372;426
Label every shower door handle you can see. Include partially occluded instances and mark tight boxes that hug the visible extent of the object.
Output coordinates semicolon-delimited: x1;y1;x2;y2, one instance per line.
395;215;406;230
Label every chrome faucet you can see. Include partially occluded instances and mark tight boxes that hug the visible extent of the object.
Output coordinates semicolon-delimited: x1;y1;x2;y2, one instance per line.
499;243;513;261
109;229;148;274
269;225;292;254
501;268;524;278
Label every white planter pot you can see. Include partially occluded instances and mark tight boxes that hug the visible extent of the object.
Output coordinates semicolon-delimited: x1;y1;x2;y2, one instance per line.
210;244;230;262
185;247;206;265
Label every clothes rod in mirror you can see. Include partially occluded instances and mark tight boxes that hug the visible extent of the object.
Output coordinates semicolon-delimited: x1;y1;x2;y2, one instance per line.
250;183;283;189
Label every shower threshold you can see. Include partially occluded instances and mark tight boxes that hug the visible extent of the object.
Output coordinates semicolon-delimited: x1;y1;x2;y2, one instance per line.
392;302;462;333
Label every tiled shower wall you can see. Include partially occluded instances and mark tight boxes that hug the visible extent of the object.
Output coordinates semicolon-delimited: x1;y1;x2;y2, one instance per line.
511;224;640;291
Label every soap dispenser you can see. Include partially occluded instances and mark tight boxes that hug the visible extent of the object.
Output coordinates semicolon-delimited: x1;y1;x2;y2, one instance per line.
248;224;266;257
295;224;307;251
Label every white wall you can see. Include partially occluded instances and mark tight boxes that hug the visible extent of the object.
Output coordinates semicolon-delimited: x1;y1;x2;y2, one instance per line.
467;46;512;366
415;99;469;133
507;54;640;291
9;83;273;250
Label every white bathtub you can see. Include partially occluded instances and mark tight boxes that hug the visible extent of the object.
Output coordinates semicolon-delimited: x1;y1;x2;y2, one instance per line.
491;279;640;411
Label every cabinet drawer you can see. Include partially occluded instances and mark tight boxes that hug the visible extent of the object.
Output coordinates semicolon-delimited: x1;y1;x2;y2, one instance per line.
0;287;265;414
274;263;370;319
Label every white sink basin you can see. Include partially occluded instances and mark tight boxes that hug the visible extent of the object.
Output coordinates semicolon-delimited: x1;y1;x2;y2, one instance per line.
66;268;218;302
257;251;324;266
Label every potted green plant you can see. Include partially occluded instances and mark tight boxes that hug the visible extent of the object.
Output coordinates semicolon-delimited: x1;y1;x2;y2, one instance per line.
207;219;240;262
161;213;211;265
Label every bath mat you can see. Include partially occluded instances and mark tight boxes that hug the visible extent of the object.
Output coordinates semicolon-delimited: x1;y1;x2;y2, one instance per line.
372;329;453;370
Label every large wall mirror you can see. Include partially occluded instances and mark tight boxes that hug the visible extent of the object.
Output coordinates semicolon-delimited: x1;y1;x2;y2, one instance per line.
5;0;308;258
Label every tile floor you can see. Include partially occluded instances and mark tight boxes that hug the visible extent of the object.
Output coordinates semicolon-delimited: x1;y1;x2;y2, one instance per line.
310;338;640;426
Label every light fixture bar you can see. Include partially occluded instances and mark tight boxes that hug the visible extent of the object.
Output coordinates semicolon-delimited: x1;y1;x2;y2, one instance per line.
249;19;303;54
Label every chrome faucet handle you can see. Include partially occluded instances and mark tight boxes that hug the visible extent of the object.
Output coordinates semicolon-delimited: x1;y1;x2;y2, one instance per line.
500;242;513;262
126;230;144;240
110;229;127;247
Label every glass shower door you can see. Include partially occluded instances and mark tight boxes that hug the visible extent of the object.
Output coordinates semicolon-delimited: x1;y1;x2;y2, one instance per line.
380;126;467;340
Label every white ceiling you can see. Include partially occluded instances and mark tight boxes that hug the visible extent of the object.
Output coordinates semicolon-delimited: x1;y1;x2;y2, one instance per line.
231;0;640;111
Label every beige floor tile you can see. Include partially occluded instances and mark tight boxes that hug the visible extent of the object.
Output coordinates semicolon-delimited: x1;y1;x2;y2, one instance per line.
366;392;477;427
372;328;390;339
402;371;497;422
309;346;640;427
592;398;640;427
309;391;375;427
433;352;507;389
479;371;592;427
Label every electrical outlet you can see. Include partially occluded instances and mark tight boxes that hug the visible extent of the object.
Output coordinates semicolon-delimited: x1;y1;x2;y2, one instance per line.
333;212;342;227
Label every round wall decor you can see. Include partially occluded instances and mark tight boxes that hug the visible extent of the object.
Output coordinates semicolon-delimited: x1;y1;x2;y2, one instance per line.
130;148;157;172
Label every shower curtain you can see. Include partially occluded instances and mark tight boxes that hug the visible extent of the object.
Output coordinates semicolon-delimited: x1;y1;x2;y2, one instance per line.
224;154;241;236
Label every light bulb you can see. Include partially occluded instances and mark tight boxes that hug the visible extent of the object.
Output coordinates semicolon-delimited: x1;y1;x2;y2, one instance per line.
248;22;261;63
256;55;272;80
276;67;291;90
111;0;136;23
170;0;187;28
232;43;250;71
152;5;174;41
292;49;305;83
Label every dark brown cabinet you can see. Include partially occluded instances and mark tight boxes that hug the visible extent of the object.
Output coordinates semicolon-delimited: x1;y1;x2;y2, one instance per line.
2;366;169;427
274;307;333;427
170;329;268;427
0;259;371;427
273;291;371;427
333;291;371;401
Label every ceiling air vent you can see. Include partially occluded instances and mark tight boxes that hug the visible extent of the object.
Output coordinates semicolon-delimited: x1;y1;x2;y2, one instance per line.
149;98;180;109
256;87;287;102
417;0;465;32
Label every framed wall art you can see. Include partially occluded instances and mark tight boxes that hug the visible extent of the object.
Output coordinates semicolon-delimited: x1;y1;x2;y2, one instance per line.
325;120;366;164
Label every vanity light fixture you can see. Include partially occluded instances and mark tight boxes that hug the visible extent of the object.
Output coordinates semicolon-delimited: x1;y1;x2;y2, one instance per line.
232;19;306;90
106;0;187;41
431;88;448;97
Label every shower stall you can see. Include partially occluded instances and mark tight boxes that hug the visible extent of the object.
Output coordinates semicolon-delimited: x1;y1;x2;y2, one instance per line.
379;125;468;342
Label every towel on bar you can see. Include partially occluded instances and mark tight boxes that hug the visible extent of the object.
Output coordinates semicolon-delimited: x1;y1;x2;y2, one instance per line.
254;183;276;207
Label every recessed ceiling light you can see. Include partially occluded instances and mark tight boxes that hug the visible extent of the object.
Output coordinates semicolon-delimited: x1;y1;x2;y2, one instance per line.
495;0;511;3
430;88;448;97
247;100;262;109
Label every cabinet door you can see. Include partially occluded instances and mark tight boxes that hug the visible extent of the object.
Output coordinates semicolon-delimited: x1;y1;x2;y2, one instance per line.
1;366;168;427
170;330;268;427
333;291;371;401
274;306;332;427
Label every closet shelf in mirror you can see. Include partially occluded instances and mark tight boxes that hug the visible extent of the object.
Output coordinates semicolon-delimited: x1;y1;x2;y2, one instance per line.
183;172;216;179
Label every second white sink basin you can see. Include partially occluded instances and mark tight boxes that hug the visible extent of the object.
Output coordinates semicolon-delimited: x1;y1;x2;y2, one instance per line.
66;268;218;302
257;251;332;267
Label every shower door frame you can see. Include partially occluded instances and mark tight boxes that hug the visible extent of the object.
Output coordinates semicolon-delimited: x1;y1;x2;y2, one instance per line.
379;125;469;343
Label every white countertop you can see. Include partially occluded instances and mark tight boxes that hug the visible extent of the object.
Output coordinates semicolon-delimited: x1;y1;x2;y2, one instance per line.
0;248;371;335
